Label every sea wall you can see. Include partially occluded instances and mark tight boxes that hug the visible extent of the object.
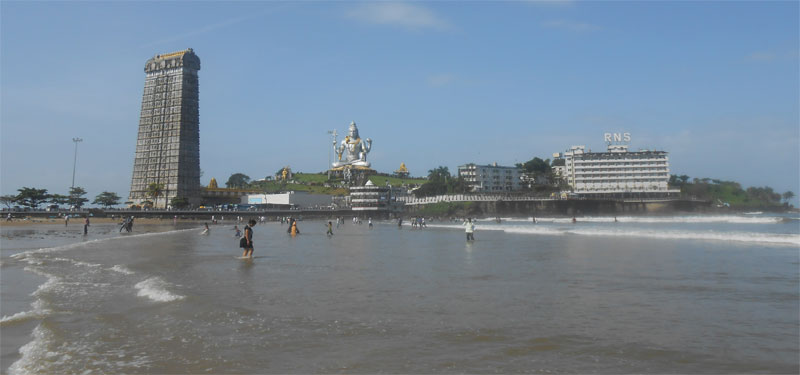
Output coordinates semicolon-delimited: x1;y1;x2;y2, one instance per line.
9;200;717;221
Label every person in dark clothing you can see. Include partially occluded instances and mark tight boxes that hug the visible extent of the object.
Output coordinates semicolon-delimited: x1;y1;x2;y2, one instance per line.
240;219;256;258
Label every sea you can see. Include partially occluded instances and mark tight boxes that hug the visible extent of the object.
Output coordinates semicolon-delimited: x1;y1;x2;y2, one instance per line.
1;213;798;374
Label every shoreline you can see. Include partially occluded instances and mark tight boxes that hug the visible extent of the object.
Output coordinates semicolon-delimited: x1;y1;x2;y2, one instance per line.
0;217;206;227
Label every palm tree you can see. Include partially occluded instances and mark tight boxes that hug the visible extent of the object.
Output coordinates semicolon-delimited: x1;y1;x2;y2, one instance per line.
147;183;164;208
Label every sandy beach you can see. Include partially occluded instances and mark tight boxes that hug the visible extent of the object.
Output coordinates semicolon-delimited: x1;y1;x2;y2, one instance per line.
0;217;203;227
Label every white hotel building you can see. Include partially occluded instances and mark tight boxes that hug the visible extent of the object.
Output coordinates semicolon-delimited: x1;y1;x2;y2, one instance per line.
554;142;681;198
458;163;523;192
349;180;393;211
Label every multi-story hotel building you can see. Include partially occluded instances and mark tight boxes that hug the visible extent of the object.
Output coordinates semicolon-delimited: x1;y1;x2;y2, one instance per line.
457;163;523;192
350;180;393;211
129;49;201;208
553;139;680;198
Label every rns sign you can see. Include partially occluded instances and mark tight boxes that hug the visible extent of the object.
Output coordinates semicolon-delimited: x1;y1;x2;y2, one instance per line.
604;132;631;143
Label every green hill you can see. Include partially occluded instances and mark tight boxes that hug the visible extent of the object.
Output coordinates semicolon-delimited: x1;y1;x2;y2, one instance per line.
673;177;793;210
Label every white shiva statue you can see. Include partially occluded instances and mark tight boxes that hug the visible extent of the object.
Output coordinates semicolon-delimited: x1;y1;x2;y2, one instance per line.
333;121;372;168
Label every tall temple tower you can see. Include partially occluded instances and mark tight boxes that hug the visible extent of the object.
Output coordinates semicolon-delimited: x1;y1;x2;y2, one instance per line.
128;48;201;208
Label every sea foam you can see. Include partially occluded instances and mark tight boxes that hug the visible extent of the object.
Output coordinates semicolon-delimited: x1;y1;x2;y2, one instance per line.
0;300;51;327
496;215;787;224
7;324;56;375
427;223;800;246
110;264;135;275
135;277;185;302
9;228;199;260
502;225;800;246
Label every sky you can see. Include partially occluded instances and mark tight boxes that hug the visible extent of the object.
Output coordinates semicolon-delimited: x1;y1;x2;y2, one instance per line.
1;1;798;205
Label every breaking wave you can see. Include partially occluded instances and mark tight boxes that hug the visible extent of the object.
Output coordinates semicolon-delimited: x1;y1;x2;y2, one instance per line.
428;223;800;246
0;300;51;327
110;264;135;275
135;277;185;302
493;215;789;224
9;228;199;261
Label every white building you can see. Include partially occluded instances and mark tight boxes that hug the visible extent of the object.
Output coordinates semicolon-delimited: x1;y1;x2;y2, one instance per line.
350;180;392;211
553;143;680;198
243;191;332;209
458;163;523;192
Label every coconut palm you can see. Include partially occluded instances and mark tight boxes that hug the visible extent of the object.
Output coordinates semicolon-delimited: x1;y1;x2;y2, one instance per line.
147;183;164;208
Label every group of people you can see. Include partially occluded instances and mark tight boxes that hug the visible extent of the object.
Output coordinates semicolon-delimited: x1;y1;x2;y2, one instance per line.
211;215;268;225
410;217;427;228
223;215;479;260
59;213;92;235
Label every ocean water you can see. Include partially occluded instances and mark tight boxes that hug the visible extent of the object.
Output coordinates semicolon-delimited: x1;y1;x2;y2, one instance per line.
1;214;798;374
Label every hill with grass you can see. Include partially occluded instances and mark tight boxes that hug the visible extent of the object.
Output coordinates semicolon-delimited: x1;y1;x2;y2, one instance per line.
671;176;794;210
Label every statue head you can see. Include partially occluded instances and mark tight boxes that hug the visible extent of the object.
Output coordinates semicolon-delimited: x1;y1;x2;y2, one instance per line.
348;121;359;139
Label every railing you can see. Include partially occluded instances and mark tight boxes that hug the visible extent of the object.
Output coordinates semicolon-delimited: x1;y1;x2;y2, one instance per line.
397;194;558;205
396;193;695;205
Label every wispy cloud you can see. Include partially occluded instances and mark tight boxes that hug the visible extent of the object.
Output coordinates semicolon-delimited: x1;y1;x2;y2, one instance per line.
427;73;456;87
541;19;600;33
346;2;451;31
139;15;252;48
139;7;287;49
525;0;576;6
746;51;777;62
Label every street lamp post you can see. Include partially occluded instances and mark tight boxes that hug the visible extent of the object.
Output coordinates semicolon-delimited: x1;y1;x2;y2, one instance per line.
327;129;337;178
71;137;83;189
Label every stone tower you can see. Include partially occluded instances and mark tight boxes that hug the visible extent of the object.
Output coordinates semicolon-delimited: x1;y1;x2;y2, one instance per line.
128;48;201;208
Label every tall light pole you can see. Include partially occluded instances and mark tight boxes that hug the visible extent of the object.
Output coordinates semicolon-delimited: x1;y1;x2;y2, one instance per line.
71;137;83;189
327;129;337;168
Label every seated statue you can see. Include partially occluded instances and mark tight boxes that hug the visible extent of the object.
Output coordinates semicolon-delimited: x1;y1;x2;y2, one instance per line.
333;121;372;168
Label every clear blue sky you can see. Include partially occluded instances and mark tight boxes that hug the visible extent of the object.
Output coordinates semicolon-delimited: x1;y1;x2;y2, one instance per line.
2;1;798;205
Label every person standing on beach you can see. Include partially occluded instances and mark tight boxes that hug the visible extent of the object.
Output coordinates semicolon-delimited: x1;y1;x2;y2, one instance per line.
240;219;255;258
326;221;334;236
368;217;373;229
463;218;475;241
65;214;69;227
6;213;11;222
83;216;90;235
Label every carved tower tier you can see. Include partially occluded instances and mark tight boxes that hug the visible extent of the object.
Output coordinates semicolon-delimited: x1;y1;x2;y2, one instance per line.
128;48;201;208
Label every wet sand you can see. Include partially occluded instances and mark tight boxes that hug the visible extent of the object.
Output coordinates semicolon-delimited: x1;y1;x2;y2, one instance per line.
0;217;203;227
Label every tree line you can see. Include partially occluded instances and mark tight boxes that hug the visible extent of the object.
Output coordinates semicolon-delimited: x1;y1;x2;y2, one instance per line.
0;183;195;210
1;187;121;210
669;176;794;208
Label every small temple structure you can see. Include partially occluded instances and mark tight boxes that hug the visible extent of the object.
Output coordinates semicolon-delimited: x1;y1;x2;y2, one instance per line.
394;163;409;178
200;177;260;206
